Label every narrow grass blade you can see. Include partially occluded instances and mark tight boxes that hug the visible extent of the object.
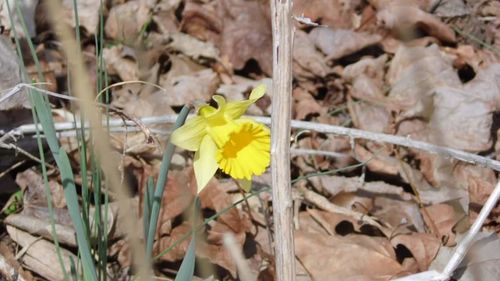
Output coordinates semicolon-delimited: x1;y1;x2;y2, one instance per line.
174;238;196;281
174;196;200;281
145;106;190;258
57;147;99;281
143;176;155;238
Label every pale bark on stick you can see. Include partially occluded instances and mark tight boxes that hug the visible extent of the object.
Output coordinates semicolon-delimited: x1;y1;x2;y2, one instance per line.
270;1;296;281
10;111;500;172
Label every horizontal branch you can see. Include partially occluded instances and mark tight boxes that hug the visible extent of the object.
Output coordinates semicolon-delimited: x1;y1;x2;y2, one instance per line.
9;114;500;171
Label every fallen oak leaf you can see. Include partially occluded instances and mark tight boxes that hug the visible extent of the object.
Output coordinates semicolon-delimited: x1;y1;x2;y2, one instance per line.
308;27;382;61
218;0;272;74
376;5;456;43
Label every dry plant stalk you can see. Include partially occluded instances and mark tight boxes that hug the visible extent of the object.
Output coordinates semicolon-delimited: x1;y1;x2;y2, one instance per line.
270;1;296;281
44;0;150;279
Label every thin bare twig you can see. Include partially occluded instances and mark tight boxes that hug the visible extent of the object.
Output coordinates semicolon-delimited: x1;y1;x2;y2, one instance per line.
12;114;500;171
298;186;384;228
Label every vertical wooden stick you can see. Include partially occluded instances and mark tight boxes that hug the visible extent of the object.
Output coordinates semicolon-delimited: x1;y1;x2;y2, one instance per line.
270;1;296;281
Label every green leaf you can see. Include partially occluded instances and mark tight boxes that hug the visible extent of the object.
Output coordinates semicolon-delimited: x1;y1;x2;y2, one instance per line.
174;238;196;281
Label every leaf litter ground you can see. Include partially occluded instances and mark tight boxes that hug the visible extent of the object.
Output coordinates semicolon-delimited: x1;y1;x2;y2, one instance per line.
0;0;499;280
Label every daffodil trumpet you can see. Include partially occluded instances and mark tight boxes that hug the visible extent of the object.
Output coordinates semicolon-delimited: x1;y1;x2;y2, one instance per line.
170;85;271;193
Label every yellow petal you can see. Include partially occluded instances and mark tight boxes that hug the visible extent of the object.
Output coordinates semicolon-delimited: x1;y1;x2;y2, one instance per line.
212;95;226;108
216;120;270;180
249;84;266;100
198;105;217;117
170;116;207;151
206;120;239;147
194;135;218;193
223;85;266;119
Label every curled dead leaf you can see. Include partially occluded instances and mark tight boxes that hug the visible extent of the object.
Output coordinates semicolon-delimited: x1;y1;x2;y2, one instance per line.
218;0;272;74
377;5;456;43
421;203;461;246
391;233;440;271
309;27;382;61
105;0;151;41
296;230;404;280
293;30;329;79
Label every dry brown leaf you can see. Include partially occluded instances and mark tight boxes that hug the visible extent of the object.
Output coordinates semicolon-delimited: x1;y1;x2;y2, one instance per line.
181;0;221;43
308;27;382;61
376;5;456;43
430;232;500;280
373;196;425;232
156;54;205;86
427;86;494;152
159;68;221;106
312;175;412;201
396;119;428;140
293;87;325;120
218;0;272;74
348;99;392;133
368;0;433;11
425;64;500;152
343;54;388;102
151;0;182;34
16;169;66;209
301;209;368;235
293;30;329;79
296;230;404;281
355;143;401;176
434;0;469;17
356;144;469;209
201;221;244;277
387;44;460;120
388;51;500;162
298;211;331;235
4;213;76;246
447;45;480;70
7;226;75;281
62;0;100;34
380;35;441;54
112;67;218;120
156;222;192;262
415;152;455;189
414;153;495;214
118;86;176;118
109;239;131;268
167;32;219;61
398;157;468;210
157;169;196;236
0;36;29;110
104;0;151;41
454;164;496;207
391;233;440;271
465;63;500;109
199;179;252;235
197;180;253;276
293;0;359;28
0;242;34;281
0;1;37;37
421;203;460;246
103;45;139;81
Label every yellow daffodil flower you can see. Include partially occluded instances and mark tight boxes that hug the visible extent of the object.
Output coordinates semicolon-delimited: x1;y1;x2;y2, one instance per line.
171;85;270;192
